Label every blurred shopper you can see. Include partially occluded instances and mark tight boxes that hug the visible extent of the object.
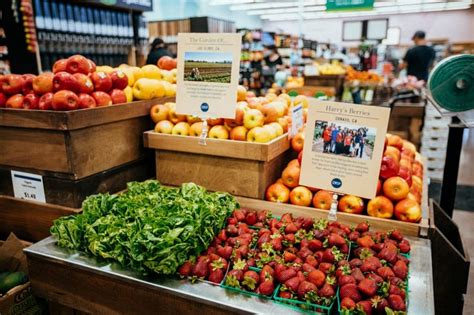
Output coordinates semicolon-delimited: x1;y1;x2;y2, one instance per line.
146;38;173;65
401;31;436;82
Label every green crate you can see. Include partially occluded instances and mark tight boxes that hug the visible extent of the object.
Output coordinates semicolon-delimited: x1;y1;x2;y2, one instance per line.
220;282;275;300
273;284;338;315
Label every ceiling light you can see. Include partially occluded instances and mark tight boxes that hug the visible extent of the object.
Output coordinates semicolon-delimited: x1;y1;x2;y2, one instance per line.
230;0;325;11
247;6;326;15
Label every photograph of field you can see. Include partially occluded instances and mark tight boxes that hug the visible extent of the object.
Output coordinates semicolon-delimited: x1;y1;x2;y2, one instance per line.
184;51;232;83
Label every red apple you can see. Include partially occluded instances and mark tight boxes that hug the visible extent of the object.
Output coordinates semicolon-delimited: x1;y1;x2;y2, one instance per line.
73;73;94;94
376;179;382;196
53;72;80;92
367;196;394;219
6;94;24;108
77;93;96;109
338;195;365;214
88;59;97;73
394;199;422;223
265;182;290;203
90;71;112;92
109;89;127;105
298;151;303;166
38;92;53;110
312;190;333;210
66;55;93;74
158;56;176;70
1;74;26;95
52;90;79;111
92;91;112;107
110;70;128;90
383;176;410;201
32;73;54;94
53;59;68;73
379;156;399;180
0;92;6;107
22;74;36;94
289;186;313;207
397;167;412;187
22;93;40;109
291;132;305;153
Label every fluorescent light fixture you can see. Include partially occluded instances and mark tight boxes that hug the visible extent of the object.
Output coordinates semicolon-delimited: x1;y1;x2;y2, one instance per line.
209;0;260;5
247;5;326;15
230;0;325;10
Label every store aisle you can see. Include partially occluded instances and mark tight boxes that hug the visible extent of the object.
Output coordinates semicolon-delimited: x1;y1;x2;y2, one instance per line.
453;210;474;315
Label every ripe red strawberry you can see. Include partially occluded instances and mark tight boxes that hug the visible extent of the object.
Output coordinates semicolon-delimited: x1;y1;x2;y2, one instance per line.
237;223;251;235
227;217;237;225
293;257;303;265
192;257;209;278
338;275;356;286
357;300;373;315
297;247;314;260
399;239;411;253
397;254;410;266
275;263;286;275
356;222;370;233
281;213;293;223
358;278;378;297
257;279;275;296
178;261;193;277
388;294;406;311
355;247;376;259
235;245;249;258
284;222;298;234
371;242;385;253
258;228;271;237
389;277;404;287
283;251;297;263
277;268;297;283
389;229;403;242
308;239;323;251
260;265;274;282
284;276;301;293
368;273;384;284
297;271;305;282
257;234;272;249
226;224;238;236
279;291;293;299
352;268;365;283
253;222;264;228
314;250;324;262
302;263;316;274
340;243;349;255
271;237;283;251
340;224;351;235
319;262;335;275
377;266;395;280
389;284;406;300
268;218;279;229
340;283;362;302
297;281;317;299
216;245;233;260
371;296;389;313
302;217;314;231
328;233;346;247
319;282;335;298
284;233;296;244
350;258;363;268
208;268;225;284
245;212;257;226
349;231;361;242
378;245;398;265
341;297;356;310
226;269;243;285
242;270;259;291
322;248;335;263
357;235;375;248
361;256;382;273
338;259;350;267
233;209;246;222
305;255;319;267
247;258;256;268
256;210;268;223
384;238;398;247
307;270;326;287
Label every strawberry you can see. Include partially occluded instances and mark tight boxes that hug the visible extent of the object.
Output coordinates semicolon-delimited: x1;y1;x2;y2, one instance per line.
328;221;341;228
297;281;317;300
260;265;274;282
275;263;287;276
297;271;305;282
285;223;298;234
257;234;272;249
352;268;365;283
302;263;317;274
340;224;351;235
389;284;406;300
355;247;376;259
361;256;382;273
371;242;385;253
210;257;228;270
350;258;363;268
235;245;249;258
284;276;301;293
237;223;251;235
242;270;260;291
245;212;257;226
227;217;237;225
253;222;264;228
268;218;279;229
233;209;246;222
247;258;256;267
319;282;335;298
305;255;319;267
257;279;275;296
209;253;220;262
340;243;349;255
340;283;362;302
178;261;193;277
226;224;238;236
341;297;356;310
389;229;403;242
313;228;329;240
399;239;411;253
388;294;406;311
319;262;335;275
371;296;389;313
307;270;326;287
328;233;346;247
271;236;283;251
192;256;209;278
302;217;314;231
277;268;297;283
377;266;395;280
357;235;375;248
356;300;373;315
314;250;324;262
338;259;350;267
397;254;410;266
233;259;249;272
336;264;351;279
216;245;233;260
297;247;313;260
389;277;404;287
283;251;297;263
308;239;323;251
225;269;242;288
356;222;370;233
358;278;377;297
284;233;296;245
384;238;398;247
208;268;225;284
349;231;361;242
338;275;356;286
279;291;293;299
256;210;269;223
368;273;384;284
217;229;227;242
281;213;293;223
322;248;335;263
378;245;398;265
293;257;303;265
258;228;271;237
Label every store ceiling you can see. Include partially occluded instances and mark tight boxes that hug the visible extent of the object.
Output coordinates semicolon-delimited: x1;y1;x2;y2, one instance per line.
209;0;473;21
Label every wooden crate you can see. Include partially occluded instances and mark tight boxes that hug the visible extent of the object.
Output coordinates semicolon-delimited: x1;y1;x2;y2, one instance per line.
304;74;346;97
0;196;80;242
0;98;173;180
143;132;290;199
0;157;154;208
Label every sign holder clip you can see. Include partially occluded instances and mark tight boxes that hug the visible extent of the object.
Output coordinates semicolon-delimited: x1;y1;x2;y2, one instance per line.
199;119;208;146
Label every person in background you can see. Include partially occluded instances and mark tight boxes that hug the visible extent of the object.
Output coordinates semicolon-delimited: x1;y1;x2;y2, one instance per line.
344;130;353;156
322;124;332;153
331;125;339;153
264;45;283;69
400;31;436;82
146;38;173;65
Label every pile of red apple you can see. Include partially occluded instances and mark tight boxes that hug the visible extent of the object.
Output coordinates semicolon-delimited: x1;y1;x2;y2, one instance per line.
266;133;424;223
0;55;130;110
177;209;411;313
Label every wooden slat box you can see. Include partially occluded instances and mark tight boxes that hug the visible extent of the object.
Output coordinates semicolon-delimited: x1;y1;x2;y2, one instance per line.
143;132;290;199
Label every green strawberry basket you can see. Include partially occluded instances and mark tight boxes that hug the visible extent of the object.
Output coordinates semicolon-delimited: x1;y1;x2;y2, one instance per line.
273;284;338;315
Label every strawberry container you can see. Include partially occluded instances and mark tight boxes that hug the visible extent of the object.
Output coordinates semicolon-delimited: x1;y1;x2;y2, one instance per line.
220;267;277;300
273;284;338;314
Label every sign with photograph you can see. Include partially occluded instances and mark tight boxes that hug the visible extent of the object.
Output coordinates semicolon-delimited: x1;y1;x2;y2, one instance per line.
176;33;242;119
300;100;390;199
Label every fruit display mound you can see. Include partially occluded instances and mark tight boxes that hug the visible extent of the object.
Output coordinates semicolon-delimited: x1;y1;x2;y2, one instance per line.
178;209;411;314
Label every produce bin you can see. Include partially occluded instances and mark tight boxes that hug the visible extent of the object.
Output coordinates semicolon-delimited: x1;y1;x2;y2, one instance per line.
304;74;346;98
143;131;290;199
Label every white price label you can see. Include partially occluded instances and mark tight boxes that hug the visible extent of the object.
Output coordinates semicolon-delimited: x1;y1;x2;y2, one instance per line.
290;104;304;138
11;171;46;203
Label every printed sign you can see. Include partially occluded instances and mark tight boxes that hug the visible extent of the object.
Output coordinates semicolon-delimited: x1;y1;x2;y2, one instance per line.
290;104;304;138
326;0;374;11
299;100;390;199
11;171;46;203
176;33;242;119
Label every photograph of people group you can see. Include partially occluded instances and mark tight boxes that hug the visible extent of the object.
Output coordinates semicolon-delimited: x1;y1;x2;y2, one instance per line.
312;120;376;160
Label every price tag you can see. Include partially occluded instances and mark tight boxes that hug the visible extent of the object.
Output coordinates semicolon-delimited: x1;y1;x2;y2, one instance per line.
11;171;46;203
290;104;304;138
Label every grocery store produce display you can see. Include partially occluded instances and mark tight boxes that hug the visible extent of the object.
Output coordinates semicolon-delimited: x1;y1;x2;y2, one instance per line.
177;208;411;314
50;180;237;275
266;132;424;223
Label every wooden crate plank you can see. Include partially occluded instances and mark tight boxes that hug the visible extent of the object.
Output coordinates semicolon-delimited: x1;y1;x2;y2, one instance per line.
144;131;289;162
